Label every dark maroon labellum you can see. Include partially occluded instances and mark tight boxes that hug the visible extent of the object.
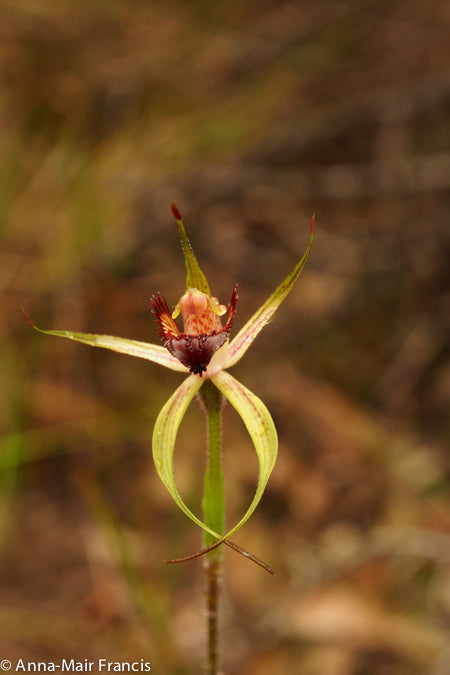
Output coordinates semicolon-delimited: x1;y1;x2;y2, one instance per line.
164;331;229;375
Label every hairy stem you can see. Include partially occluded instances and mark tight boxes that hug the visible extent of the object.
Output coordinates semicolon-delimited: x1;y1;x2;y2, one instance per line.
199;379;225;675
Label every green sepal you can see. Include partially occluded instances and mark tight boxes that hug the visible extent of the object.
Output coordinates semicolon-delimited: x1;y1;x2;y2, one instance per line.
211;370;278;540
152;370;278;544
226;218;314;367
171;203;210;294
22;309;187;372
152;375;221;538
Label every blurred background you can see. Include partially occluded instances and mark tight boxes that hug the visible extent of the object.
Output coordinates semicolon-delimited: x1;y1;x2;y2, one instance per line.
1;0;450;673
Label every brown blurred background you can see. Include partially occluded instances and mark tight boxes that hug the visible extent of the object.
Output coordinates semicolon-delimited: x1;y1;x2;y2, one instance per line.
1;1;450;673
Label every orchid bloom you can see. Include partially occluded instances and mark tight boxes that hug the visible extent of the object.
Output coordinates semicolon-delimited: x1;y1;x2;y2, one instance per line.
24;204;313;549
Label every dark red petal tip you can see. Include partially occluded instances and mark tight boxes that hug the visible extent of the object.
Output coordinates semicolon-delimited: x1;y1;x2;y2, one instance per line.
21;306;35;328
225;284;238;331
310;214;315;233
171;202;182;221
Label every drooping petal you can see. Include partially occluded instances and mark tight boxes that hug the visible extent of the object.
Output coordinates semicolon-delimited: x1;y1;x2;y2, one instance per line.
152;374;224;539
225;217;314;367
153;370;278;545
22;309;188;372
211;370;278;539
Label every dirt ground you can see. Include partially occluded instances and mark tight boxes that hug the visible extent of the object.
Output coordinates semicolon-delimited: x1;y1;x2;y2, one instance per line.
1;1;450;673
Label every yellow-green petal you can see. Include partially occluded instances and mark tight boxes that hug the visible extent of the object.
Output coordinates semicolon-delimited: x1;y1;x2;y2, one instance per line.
226;219;314;367
152;374;223;539
153;371;278;546
211;370;278;539
171;203;210;294
23;310;188;372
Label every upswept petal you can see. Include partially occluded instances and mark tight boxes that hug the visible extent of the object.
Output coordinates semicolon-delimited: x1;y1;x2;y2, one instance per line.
225;218;314;368
22;310;188;372
211;370;278;540
152;374;224;539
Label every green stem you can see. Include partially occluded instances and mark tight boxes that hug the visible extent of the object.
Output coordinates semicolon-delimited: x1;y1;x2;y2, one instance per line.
199;379;225;675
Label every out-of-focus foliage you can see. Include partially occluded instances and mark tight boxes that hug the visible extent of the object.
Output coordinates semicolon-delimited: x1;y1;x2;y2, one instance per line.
1;1;449;673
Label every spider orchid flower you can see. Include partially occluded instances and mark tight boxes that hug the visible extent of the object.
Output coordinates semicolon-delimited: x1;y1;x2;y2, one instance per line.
23;204;313;549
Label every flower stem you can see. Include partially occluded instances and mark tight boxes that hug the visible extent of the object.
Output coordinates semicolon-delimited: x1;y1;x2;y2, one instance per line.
199;379;225;675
